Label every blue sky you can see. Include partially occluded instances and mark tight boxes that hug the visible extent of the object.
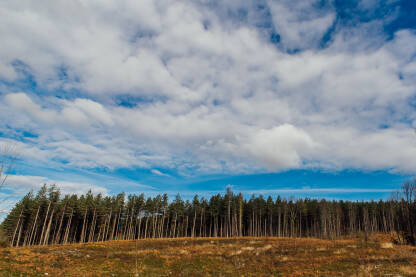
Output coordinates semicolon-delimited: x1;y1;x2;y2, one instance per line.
1;0;416;212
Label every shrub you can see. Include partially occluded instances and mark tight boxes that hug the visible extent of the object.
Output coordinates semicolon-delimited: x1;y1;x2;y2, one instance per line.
0;229;9;248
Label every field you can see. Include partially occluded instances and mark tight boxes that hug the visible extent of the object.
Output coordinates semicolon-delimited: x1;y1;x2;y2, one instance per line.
0;235;416;276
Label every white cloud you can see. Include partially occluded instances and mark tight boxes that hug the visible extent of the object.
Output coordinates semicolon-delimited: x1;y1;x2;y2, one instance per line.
5;93;57;123
0;0;415;176
311;126;416;172
245;124;318;170
0;63;17;81
61;98;114;127
151;169;170;177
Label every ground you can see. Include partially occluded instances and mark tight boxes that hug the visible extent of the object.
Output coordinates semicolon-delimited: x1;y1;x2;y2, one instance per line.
0;235;415;276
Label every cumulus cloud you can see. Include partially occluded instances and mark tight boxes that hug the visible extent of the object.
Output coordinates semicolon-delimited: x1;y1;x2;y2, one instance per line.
0;0;415;177
5;93;57;123
245;124;318;170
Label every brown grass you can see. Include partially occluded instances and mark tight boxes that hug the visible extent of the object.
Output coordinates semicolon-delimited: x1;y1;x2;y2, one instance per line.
0;234;415;276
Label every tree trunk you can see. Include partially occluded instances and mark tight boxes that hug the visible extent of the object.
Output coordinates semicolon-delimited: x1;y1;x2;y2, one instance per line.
11;209;23;247
54;204;66;244
39;201;51;245
43;208;55;245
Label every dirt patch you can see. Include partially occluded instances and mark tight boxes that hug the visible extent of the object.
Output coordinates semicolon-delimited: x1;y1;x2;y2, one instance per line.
178;249;189;255
380;242;394;249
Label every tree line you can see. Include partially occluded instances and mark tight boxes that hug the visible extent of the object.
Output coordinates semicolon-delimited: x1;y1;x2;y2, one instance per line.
2;180;416;247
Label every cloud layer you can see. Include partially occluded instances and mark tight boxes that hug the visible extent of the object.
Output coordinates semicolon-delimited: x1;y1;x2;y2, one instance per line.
1;0;416;178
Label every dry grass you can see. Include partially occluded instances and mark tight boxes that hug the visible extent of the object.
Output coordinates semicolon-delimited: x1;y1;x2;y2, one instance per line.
0;234;415;276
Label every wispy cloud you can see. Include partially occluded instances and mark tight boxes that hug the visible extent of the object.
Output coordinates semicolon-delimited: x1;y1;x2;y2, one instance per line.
151;169;170;177
239;188;396;194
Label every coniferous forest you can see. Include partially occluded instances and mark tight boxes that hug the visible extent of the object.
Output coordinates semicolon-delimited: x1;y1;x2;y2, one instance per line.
2;180;416;247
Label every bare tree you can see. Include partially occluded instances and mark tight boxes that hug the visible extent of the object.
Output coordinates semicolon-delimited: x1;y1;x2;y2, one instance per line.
0;143;17;190
401;179;416;245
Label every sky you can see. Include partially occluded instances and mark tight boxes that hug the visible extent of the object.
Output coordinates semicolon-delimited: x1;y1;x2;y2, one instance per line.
1;0;416;212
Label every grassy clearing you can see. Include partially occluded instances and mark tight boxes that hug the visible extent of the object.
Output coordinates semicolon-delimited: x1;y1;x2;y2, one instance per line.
0;234;415;276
